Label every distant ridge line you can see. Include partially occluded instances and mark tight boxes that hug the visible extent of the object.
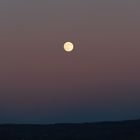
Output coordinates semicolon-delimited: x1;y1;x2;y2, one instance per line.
1;118;140;126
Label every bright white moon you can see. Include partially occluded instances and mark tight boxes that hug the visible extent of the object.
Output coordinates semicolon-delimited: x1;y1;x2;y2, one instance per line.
64;42;74;52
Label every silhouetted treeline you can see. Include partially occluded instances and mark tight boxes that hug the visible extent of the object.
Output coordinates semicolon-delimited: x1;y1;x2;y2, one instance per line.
0;119;140;140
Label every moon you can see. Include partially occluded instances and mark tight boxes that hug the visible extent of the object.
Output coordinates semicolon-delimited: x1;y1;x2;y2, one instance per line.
64;42;74;52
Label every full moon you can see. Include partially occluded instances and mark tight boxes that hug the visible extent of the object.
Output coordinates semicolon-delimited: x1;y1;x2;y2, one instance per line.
64;42;74;52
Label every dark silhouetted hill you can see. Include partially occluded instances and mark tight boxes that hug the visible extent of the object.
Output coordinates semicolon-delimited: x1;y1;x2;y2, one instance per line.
0;119;140;140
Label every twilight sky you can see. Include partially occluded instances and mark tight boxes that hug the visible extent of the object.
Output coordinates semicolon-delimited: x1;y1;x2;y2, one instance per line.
0;0;140;123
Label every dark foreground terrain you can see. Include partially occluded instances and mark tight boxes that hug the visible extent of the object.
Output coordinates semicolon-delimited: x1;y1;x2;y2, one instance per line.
0;120;140;140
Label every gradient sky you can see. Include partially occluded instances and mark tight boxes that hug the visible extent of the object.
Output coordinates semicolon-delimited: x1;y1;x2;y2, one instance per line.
0;0;140;124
